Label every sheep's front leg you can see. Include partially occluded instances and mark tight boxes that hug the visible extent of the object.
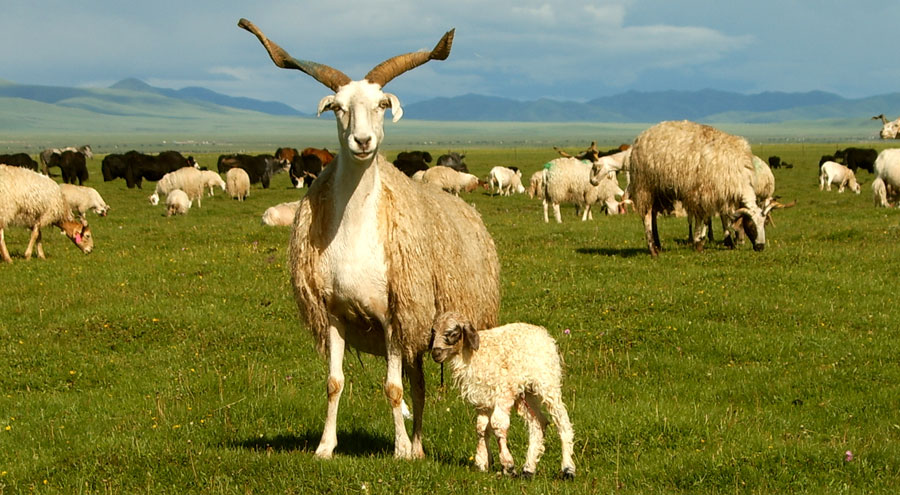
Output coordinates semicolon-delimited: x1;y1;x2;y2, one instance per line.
316;323;346;458
490;401;516;475
404;355;426;459
542;199;550;223
642;208;659;257
474;410;492;471
23;225;41;260
385;339;413;458
0;228;12;263
553;203;562;223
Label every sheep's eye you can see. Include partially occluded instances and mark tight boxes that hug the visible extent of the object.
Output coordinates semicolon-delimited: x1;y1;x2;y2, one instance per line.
446;330;461;345
378;99;391;110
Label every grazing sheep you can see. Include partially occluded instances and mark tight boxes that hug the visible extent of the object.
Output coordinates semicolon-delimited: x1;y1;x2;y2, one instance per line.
240;18;499;460
421;166;479;195
431;311;575;479
542;157;621;222
165;189;191;216
0;165;93;263
872;149;900;207
629;120;769;256
819;161;861;194
489;166;525;196
149;167;206;207
199;170;226;196
59;184;110;220
261;200;301;226
225;167;251;201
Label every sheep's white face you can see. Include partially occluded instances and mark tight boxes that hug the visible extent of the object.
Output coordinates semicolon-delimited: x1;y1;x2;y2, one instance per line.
318;80;402;163
737;208;767;251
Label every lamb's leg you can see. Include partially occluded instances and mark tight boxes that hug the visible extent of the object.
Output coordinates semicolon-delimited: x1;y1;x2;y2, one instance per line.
404;355;426;459
0;228;11;263
490;400;516;475
385;338;413;459
315;323;346;459
23;225;41;260
518;394;548;478
474;410;492;472
543;394;576;479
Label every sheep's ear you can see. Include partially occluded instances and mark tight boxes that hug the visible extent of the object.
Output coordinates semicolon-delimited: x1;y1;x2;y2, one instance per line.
317;95;337;117
462;323;479;351
384;93;403;122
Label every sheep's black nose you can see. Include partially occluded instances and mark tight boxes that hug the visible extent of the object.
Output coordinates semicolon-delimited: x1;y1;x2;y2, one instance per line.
754;243;765;252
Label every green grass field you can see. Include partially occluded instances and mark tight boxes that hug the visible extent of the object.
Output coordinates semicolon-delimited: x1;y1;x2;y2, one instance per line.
2;141;899;494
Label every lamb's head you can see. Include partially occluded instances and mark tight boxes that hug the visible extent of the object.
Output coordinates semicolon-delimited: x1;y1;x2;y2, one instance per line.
239;18;453;163
430;311;479;364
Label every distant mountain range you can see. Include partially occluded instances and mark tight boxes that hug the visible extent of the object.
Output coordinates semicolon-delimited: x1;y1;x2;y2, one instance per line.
1;78;900;134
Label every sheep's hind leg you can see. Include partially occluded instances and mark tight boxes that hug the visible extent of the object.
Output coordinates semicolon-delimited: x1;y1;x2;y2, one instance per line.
315;323;346;459
0;228;11;263
385;338;413;459
23;225;41;260
543;394;576;479
404;355;426;459
518;394;548;478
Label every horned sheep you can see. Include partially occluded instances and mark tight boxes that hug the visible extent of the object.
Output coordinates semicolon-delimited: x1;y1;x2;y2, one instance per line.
628;120;769;256
0;165;94;263
165;189;191;216
240;19;499;460
59;184;110;220
430;311;575;479
261;200;301;226
872;148;900;207
819;161;861;194
225;167;251;201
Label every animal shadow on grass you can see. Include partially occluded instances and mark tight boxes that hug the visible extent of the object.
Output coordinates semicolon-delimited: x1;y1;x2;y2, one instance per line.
576;246;645;258
231;428;393;457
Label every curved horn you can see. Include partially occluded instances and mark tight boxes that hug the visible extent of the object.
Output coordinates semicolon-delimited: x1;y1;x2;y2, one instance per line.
238;18;351;91
365;29;455;88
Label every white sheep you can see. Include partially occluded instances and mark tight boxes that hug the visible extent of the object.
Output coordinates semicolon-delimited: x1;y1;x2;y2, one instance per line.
819;161;861;194
240;19;499;460
149;166;206;207
873;114;900;139
872;148;900;207
261;200;301;226
542;157;622;222
0;165;93;262
489;166;525;196
410;170;426;182
527;170;544;200
629;120;769;256
165;189;191;216
226;167;251;201
59;184;110;220
199;170;226;197
421;166;479;195
431;311;575;479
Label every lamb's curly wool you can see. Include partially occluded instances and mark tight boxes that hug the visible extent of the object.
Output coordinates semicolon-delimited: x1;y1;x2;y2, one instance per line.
629;120;766;255
431;311;575;478
0;165;93;262
59;184;109;219
226;168;250;201
290;155;499;363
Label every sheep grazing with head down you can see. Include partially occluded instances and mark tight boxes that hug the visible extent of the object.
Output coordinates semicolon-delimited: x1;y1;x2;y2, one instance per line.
431;311;575;479
199;170;226;197
629;120;770;256
149;167;206;207
0;165;93;263
421;166;479;195
59;184;110;220
239;19;499;460
542;157;623;222
165;189;191;216
489;166;525;196
819;161;861;194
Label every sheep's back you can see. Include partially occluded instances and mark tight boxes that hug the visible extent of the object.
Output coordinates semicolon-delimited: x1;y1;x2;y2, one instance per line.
0;165;71;228
543;158;592;204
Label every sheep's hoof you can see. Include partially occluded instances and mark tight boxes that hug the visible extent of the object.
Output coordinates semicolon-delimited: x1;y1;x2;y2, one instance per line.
501;466;517;477
561;468;576;480
520;470;534;480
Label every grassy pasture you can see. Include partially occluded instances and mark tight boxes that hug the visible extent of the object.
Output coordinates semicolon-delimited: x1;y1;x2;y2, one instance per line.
2;141;900;494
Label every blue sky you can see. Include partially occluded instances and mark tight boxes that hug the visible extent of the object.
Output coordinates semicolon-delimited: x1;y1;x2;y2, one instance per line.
4;1;900;113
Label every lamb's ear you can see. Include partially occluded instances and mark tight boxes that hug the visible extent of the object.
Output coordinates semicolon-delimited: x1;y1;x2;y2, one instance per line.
462;323;479;351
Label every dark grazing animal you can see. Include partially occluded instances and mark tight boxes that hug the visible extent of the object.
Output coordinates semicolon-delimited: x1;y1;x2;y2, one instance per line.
48;150;88;185
122;150;192;189
833;147;877;174
392;151;433;176
217;154;285;189
0;153;39;171
436;152;468;173
101;154;128;182
767;155;793;169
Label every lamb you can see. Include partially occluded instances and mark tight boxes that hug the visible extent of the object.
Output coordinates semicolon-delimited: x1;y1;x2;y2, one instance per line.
261;200;301;226
421;166;479;195
165;189;191;216
628;120;769;256
542;157;623;222
819;161;861;194
431;311;575;479
527;170;544;200
59;184;110;220
0;165;93;263
240;19;499;460
199;170;226;197
489;166;525;196
225;167;251;201
149;166;206;207
872;149;900;207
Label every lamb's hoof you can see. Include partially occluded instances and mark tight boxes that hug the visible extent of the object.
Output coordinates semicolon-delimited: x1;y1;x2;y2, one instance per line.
520;470;534;480
501;466;517;477
561;468;576;480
